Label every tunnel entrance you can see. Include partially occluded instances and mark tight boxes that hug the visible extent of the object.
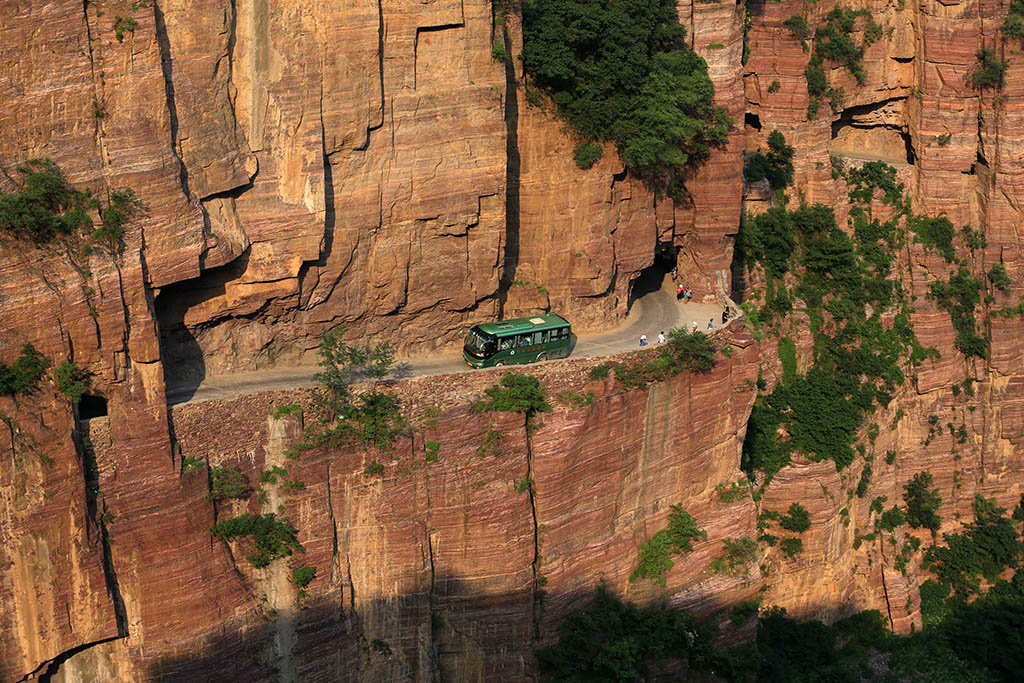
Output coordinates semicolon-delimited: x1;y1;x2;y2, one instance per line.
628;244;677;309
78;394;108;420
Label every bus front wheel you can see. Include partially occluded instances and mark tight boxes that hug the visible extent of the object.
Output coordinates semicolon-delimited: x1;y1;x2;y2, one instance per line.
494;361;505;367
536;353;547;362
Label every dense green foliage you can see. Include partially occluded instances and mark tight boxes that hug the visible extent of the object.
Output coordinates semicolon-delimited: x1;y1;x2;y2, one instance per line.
710;537;758;575
291;565;316;588
612;328;716;390
929;266;988;359
474;373;552;417
0;160;92;245
631;504;706;584
909;214;956;262
208;464;249;501
744;131;795;190
210;513;304;568
923;495;1023;603
522;0;730;189
966;48;1009;91
740;162;934;482
536;585;716;680
0;159;140;250
988;263;1011;293
1002;0;1024;47
0;344;50;396
793;7;881;115
543;501;1024;681
903;471;942;533
53;361;86;404
573;141;603;170
778;502;811;533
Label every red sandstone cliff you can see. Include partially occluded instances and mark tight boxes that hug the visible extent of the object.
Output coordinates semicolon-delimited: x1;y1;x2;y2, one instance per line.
3;0;1024;680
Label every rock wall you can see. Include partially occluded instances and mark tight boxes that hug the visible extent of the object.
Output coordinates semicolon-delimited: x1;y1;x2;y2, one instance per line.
39;335;758;681
5;0;1024;679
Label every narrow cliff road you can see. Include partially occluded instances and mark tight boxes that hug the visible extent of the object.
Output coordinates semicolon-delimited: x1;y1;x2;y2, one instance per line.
166;277;726;405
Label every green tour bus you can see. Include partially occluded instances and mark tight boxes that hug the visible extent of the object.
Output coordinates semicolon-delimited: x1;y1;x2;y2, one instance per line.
463;313;572;368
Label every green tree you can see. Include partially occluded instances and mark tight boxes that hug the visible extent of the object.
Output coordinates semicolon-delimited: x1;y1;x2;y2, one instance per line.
310;326;404;450
903;471;942;533
0;344;50;396
522;0;730;192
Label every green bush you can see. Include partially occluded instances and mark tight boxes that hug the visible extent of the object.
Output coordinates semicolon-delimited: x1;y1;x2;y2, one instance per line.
557;390;596;408
877;505;905;532
855;463;872;498
424;440;440;463
272;404;302;419
210;513;304;568
804;60;827;96
474;373;552;417
537;585;716;679
291;565;316;588
491;39;508;61
0;159;92;245
113;15;139;42
908;214;956;262
208;464;249;500
573;141;603;169
744;131;795;189
778;502;811;533
93;189;142;252
522;0;731;189
710;537;758;575
363;460;384;476
53;361;86;404
612;329;717;390
631;505;706;584
181;455;205;473
929;266;988;359
966;48;1009;90
784;15;810;41
903;471;942;533
588;363;610;380
779;537;804;558
731;599;761;624
310;326;405;450
936;132;952;146
1002;0;1024;47
0;344;49;396
988;263;1011;293
767;79;781;93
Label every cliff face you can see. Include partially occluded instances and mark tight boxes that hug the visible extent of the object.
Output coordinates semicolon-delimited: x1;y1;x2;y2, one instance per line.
4;0;1024;679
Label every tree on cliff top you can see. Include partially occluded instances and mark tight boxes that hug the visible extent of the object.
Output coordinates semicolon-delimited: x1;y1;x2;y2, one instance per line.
522;0;731;192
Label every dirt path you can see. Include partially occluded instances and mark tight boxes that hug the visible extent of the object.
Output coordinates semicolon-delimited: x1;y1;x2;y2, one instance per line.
166;277;729;405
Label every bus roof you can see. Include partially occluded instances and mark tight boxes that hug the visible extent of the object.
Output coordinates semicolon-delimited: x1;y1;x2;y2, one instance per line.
476;312;570;336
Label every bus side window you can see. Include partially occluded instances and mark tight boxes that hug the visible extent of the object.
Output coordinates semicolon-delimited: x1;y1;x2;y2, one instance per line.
517;334;531;348
534;331;544;345
500;337;512;351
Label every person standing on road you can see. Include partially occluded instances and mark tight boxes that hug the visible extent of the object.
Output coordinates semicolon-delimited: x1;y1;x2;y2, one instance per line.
640;334;647;347
708;318;714;330
677;284;685;301
658;331;666;344
692;320;699;333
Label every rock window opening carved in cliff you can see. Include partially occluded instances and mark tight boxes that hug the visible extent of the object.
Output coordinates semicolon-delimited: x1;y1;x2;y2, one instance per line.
78;394;108;420
829;99;915;166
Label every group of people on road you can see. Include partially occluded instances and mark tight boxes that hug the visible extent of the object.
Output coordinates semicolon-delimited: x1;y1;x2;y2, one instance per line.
676;284;692;301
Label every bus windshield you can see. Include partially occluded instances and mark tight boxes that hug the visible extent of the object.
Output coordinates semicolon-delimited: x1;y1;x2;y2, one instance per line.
463;327;496;358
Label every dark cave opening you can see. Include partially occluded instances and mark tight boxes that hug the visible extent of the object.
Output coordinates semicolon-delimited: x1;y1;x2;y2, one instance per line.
78;394;108;420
